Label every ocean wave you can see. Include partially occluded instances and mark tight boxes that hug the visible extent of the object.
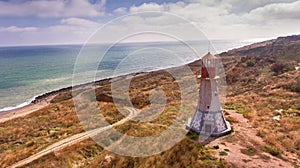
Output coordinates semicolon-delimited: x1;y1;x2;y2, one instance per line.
0;64;180;113
0;95;38;112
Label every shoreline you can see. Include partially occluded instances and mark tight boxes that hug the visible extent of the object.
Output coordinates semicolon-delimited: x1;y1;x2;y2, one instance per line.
0;38;262;116
0;54;205;119
0;70;153;123
0;94;55;123
0;40;252;123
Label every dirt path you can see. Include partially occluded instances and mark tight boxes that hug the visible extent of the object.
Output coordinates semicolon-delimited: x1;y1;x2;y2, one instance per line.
8;107;139;168
207;110;296;168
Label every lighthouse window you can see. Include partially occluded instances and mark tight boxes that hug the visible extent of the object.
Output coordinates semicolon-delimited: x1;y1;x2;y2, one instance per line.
207;106;210;109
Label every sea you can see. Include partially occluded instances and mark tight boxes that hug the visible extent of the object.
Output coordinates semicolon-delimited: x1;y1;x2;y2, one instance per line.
0;40;254;111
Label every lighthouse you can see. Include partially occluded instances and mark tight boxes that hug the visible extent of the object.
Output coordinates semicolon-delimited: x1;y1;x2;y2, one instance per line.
187;52;231;138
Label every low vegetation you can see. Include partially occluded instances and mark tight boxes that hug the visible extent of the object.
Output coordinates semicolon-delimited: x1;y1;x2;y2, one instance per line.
224;103;251;115
240;147;257;156
270;62;294;75
263;146;281;157
222;36;300;165
296;78;300;92
219;151;228;156
0;66;230;167
2;35;300;167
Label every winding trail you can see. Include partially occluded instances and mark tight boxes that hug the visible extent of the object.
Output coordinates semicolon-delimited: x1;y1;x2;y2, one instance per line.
8;107;139;168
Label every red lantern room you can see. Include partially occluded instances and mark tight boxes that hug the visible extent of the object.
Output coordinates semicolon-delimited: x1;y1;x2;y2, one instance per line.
201;52;218;79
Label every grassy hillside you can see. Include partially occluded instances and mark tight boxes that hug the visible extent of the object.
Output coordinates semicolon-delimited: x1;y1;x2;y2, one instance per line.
1;35;300;167
221;35;300;166
0;66;231;167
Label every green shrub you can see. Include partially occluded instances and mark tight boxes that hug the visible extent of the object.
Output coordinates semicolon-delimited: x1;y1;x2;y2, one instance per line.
263;146;281;156
246;60;255;67
241;147;256;156
219;151;228;156
213;145;219;150
270;62;295;75
186;131;198;140
271;63;285;75
224;103;251;115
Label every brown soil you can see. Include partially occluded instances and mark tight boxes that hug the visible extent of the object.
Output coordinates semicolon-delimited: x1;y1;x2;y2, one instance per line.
208;110;296;168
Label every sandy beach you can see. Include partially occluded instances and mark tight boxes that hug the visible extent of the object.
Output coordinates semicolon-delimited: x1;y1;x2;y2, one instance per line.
0;94;56;123
0;72;138;124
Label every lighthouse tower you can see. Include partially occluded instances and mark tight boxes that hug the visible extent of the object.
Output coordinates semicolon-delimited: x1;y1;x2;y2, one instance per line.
187;52;231;137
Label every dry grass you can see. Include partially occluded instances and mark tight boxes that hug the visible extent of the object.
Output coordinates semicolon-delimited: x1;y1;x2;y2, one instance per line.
0;65;231;167
26;138;231;168
0;100;85;167
224;53;300;161
88;138;231;168
24;138;103;168
2;41;300;167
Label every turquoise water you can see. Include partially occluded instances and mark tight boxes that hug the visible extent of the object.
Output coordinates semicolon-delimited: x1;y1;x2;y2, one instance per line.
0;40;252;111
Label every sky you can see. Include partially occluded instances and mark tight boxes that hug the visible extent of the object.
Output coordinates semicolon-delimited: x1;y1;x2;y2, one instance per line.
1;0;300;46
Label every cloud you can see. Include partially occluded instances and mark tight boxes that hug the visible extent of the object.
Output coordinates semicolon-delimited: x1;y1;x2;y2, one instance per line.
130;2;168;13
1;0;300;46
113;7;128;14
187;0;298;13
0;26;38;32
122;0;300;40
246;1;300;20
42;18;101;42
0;0;106;17
61;18;101;28
0;17;102;46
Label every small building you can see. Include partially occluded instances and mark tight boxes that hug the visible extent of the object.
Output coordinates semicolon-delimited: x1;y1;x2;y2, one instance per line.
187;52;231;139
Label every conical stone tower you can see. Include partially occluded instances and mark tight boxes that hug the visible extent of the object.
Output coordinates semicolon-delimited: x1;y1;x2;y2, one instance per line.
187;52;231;137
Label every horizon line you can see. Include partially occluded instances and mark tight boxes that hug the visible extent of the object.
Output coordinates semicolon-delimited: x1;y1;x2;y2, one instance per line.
0;37;277;48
